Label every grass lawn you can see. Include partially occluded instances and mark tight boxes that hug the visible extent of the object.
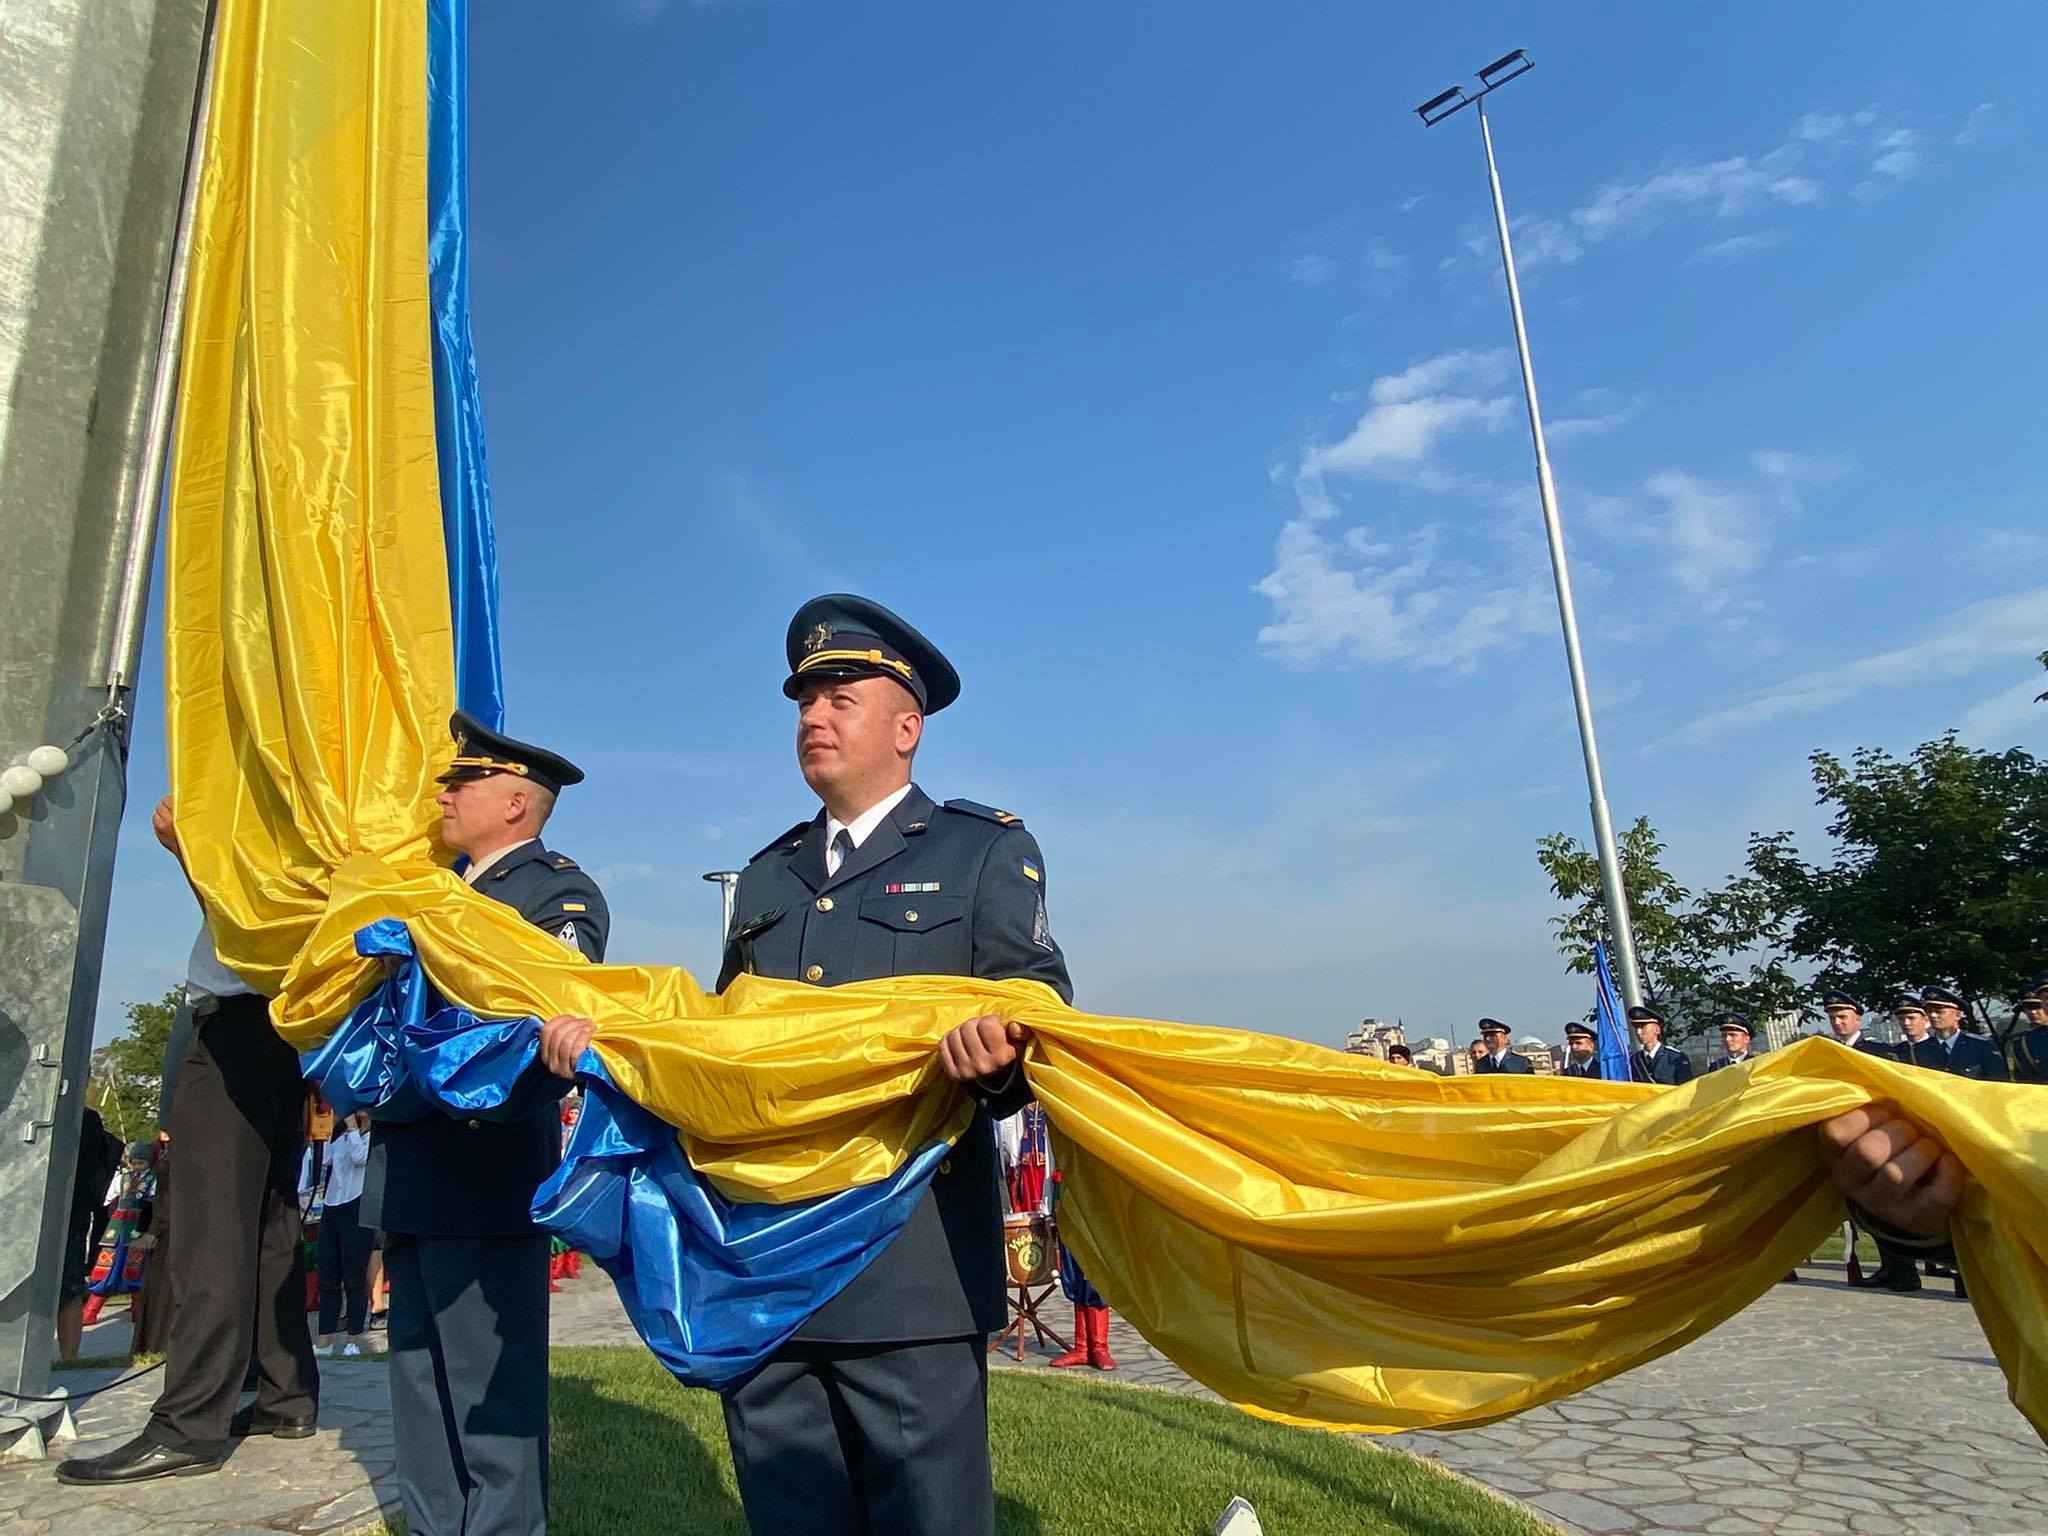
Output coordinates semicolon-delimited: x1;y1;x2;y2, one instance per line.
374;1346;1557;1535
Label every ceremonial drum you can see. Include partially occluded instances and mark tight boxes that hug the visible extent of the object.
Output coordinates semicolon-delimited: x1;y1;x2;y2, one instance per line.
1002;1212;1055;1287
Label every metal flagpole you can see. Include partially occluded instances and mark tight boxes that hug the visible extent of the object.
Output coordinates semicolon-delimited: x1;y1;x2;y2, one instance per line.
1418;53;1646;1009
106;0;221;697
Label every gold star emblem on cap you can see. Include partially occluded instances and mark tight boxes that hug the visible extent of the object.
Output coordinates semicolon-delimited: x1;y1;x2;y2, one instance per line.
805;623;831;655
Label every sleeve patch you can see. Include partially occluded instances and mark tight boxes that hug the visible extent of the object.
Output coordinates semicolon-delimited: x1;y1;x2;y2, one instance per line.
556;921;580;950
1031;892;1054;951
1021;861;1040;883
562;901;587;913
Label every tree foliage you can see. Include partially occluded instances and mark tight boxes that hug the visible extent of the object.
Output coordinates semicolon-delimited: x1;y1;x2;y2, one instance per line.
1747;735;2048;1040
1539;734;2048;1047
1536;818;1801;1043
87;988;182;1144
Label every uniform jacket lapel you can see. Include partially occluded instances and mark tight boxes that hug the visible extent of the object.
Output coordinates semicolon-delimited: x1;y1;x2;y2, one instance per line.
789;817;828;894
821;785;936;894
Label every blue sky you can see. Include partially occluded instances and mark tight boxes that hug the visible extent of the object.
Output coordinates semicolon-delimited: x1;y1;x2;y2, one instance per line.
99;1;2048;1048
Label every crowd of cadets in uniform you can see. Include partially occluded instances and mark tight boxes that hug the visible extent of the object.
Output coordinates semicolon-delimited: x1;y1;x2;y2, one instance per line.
1460;977;2048;1088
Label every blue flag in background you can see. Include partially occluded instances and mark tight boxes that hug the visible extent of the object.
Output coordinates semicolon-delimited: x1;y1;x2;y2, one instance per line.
1595;941;1633;1082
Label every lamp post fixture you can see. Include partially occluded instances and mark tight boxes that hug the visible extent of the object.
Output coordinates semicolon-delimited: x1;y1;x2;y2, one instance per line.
1417;50;1646;1009
702;870;741;946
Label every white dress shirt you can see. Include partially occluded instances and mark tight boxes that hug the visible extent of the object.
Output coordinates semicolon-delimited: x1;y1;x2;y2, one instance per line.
824;784;914;876
462;837;537;886
186;920;255;1003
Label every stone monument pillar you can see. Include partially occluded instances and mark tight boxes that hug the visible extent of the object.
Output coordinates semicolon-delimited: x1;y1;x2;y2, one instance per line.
0;0;208;1452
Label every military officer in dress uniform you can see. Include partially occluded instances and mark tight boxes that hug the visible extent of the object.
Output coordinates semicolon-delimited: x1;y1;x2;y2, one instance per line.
1822;990;1892;1057
1708;1013;1756;1071
1922;985;2008;1081
2013;972;2048;1084
1561;1020;1602;1078
1891;993;1944;1070
1472;1018;1533;1074
362;711;610;1536
1628;1003;1695;1085
680;594;1067;1536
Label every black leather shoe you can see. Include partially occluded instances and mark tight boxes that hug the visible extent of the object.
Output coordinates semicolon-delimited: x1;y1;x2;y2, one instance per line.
56;1434;225;1485
232;1403;318;1439
1885;1266;1923;1294
1848;1261;1895;1289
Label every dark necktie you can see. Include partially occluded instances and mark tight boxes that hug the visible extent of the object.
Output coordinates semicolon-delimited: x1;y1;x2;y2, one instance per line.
828;828;854;878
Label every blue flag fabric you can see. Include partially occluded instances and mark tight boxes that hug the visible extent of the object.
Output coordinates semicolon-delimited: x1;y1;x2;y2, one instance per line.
425;0;505;727
305;922;951;1388
1595;941;1633;1082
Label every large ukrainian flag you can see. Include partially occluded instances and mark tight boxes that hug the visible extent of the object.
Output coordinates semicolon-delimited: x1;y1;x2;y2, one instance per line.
165;0;2048;1439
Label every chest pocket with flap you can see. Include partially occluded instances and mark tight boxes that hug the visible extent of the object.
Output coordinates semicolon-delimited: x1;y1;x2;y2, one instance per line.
856;892;969;973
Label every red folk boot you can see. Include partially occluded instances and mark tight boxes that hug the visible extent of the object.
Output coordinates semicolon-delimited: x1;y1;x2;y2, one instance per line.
1049;1305;1091;1368
1086;1305;1118;1370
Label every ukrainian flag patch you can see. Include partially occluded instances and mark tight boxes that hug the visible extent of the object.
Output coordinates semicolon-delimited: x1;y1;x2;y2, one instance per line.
1021;861;1040;883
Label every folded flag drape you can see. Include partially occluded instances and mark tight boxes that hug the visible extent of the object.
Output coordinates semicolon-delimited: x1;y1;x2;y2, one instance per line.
165;0;2048;1438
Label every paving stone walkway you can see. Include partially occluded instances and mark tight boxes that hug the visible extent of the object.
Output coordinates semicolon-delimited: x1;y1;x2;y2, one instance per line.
4;1262;2041;1535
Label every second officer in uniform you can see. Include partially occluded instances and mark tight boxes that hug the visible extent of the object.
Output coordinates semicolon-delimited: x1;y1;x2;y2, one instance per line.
362;711;610;1536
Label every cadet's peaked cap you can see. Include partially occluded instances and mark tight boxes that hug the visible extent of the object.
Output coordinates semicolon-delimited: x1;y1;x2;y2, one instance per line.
1476;1017;1511;1036
438;710;584;795
1626;1003;1666;1026
1890;991;1926;1015
2025;970;2048;1002
1920;985;1965;1009
782;594;960;714
1563;1020;1598;1041
1820;989;1862;1012
1714;1011;1753;1036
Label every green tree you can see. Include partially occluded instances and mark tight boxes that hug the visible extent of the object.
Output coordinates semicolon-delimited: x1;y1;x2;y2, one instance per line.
1537;817;1806;1045
1746;734;2048;1042
88;988;182;1144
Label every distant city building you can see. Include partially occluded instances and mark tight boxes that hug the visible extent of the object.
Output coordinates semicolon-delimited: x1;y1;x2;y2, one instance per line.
1344;1018;1408;1060
1762;1010;1804;1053
1513;1036;1559;1075
1409;1036;1457;1076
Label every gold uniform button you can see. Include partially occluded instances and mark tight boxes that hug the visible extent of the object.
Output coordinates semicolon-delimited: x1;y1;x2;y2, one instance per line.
939;1159;952;1175
466;1119;481;1131
816;896;834;913
805;964;824;982
905;909;919;923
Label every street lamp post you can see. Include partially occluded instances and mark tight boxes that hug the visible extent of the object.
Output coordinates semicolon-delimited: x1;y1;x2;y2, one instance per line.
1417;51;1646;1009
702;870;741;946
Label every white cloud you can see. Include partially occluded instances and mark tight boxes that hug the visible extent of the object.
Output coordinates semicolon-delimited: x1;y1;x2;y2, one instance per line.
1959;528;2048;568
1547;389;1645;441
1870;128;1924;181
1652;586;2048;750
1286;252;1336;286
1748;449;1849;486
1954;102;1996;147
1641;472;1770;601
1494;105;1947;275
1359;239;1409;297
1955;676;2048;750
1255;349;1560;671
1687;232;1783;266
1399;195;1428;215
1582;451;1838;614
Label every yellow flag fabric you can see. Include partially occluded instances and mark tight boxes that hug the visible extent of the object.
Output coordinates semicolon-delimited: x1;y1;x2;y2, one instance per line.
166;0;2048;1441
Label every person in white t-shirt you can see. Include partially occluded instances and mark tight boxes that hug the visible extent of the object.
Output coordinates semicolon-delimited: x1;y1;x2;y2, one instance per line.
305;1111;374;1356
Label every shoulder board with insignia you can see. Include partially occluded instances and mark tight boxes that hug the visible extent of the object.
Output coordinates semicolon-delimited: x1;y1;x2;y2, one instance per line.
552;856;578;871
941;798;1023;827
748;821;814;863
